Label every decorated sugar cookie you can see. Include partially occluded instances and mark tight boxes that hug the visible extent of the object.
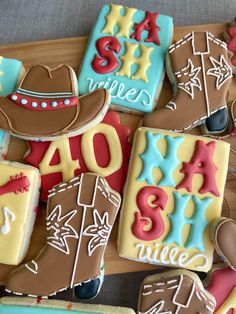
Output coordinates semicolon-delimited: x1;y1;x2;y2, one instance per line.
0;161;40;265
211;217;236;271
206;265;236;313
138;269;216;314
0;56;25;157
78;4;173;113
0;64;110;141
6;173;121;298
118;128;229;272
143;32;232;133
25;111;131;201
0;297;135;313
224;17;236;73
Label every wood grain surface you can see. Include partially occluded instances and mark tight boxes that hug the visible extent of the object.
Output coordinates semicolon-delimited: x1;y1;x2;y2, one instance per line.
0;23;235;284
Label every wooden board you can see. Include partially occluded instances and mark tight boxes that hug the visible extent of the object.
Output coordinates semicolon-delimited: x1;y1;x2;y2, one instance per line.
0;23;236;284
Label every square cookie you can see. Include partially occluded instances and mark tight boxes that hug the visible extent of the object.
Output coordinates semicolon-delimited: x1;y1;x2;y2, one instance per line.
0;161;40;265
118;128;229;272
78;4;173;113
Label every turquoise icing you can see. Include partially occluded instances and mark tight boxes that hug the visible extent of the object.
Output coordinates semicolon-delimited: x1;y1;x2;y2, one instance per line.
78;4;173;113
138;131;184;186
0;304;102;314
0;57;22;147
165;192;212;251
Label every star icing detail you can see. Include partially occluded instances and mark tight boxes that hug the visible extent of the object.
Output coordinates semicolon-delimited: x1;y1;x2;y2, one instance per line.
175;59;202;99
207;55;233;90
46;205;78;255
83;209;112;256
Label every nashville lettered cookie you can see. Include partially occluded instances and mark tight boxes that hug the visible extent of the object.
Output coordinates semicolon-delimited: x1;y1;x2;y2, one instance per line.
138;269;216;314
118;128;230;272
143;32;232;133
206;265;236;313
0;64;110;141
0;297;135;314
0;56;25;157
24;111;131;201
6;173;121;298
211;217;236;271
78;4;173;113
0;161;40;265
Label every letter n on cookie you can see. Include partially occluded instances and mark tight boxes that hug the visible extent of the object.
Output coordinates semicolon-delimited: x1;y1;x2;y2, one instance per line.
118;128;229;272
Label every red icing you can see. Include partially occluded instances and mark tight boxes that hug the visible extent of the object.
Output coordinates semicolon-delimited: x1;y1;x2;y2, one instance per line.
130;11;161;46
207;267;236;314
231;126;236;136
0;173;30;196
92;36;121;74
25;111;131;201
7;94;78;110
227;24;236;67
131;186;167;241
177;140;220;196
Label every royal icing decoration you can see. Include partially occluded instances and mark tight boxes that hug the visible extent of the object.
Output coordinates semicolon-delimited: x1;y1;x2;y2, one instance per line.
0;56;23;158
0;161;40;265
207;266;236;314
0;297;135;314
118;128;230;272
138;270;216;314
225;17;236;72
25;112;131;201
142;32;232;134
5;174;121;297
78;4;173;113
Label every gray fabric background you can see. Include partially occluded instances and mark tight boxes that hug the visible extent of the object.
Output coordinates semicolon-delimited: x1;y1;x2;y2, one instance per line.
0;0;235;311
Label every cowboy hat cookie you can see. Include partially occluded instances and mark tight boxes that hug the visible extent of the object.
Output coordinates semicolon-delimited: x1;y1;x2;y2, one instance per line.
24;111;131;201
224;17;236;74
0;56;25;157
0;161;40;265
0;64;110;141
210;217;236;271
0;297;135;314
138;269;216;314
118;128;229;272
6;173;121;298
206;264;236;313
142;32;232;133
78;4;173;113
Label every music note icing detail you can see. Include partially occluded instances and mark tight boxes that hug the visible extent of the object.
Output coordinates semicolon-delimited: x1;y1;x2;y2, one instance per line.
0;206;15;235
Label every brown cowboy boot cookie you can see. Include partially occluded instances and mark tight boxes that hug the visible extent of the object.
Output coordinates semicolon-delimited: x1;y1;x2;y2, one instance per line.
5;173;121;298
211;217;236;271
142;32;232;133
0;65;110;141
138;270;216;314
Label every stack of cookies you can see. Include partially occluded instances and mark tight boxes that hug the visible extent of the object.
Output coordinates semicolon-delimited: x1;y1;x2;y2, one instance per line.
0;3;236;314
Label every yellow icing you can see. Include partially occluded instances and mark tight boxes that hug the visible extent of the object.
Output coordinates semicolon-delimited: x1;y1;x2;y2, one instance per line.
116;42;153;82
81;123;123;176
118;128;229;272
0;162;40;265
215;287;236;314
102;4;137;38
39;138;80;182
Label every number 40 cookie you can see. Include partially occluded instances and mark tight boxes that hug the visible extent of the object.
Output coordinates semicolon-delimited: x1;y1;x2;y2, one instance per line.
118;127;229;272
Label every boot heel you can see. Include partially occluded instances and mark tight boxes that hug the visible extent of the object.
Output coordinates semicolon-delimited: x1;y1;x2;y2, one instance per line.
202;107;229;134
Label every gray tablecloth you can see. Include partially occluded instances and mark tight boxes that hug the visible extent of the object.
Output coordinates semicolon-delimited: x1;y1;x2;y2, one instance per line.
0;0;235;311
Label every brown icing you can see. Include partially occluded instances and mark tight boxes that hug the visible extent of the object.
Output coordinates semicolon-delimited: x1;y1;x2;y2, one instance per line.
138;271;216;314
0;65;110;140
214;218;236;270
142;32;232;132
6;173;121;297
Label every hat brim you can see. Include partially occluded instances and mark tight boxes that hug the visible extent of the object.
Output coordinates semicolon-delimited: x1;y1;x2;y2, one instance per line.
0;88;110;141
